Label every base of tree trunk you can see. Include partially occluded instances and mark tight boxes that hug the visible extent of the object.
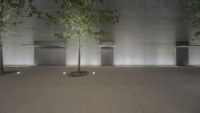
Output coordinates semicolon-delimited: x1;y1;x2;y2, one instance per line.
68;71;89;77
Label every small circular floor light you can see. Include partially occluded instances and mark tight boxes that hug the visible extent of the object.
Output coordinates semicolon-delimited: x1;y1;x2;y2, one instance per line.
63;72;67;75
92;72;96;75
16;72;21;75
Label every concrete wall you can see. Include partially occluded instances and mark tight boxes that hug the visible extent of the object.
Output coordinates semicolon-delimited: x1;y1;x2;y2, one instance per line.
3;0;193;66
189;31;200;66
3;18;35;66
107;0;188;66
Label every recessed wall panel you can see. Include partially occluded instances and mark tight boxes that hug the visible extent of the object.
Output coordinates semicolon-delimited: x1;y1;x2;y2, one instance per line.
66;39;100;66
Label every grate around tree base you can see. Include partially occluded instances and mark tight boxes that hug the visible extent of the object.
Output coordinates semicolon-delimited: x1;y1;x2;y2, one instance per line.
68;71;90;77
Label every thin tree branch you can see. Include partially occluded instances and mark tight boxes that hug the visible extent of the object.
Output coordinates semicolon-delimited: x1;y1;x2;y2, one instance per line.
0;0;5;28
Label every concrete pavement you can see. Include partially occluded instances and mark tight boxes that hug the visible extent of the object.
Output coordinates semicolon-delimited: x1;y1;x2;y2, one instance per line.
0;67;200;113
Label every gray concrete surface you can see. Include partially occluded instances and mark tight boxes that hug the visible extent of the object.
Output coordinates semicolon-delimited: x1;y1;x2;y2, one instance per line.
0;67;200;113
3;0;195;67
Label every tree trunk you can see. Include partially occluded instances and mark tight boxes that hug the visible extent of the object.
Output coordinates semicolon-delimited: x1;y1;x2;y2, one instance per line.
0;0;4;73
0;46;4;73
77;37;81;73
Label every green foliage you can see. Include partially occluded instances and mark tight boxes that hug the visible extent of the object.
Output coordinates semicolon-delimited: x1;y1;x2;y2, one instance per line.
187;0;200;38
0;0;41;38
47;0;120;40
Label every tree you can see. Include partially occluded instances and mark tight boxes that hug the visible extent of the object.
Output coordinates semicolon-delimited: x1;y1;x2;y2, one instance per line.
47;0;119;76
187;0;200;39
0;0;41;73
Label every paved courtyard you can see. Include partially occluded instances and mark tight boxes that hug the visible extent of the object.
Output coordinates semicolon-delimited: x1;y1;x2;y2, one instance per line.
0;67;200;113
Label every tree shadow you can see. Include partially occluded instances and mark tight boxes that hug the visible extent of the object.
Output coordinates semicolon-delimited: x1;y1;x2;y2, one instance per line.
0;71;18;76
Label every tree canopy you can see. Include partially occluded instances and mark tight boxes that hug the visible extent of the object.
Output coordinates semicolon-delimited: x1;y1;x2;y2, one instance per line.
46;0;119;41
0;0;41;36
187;0;200;38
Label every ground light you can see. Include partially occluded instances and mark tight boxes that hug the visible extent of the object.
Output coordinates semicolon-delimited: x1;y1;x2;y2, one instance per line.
62;72;67;75
16;72;21;75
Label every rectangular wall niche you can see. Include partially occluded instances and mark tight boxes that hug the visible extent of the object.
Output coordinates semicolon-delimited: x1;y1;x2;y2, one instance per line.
34;41;66;66
176;42;189;66
101;47;114;66
100;42;115;66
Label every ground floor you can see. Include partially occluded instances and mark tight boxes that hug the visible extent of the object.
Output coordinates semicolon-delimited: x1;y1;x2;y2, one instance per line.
0;67;200;113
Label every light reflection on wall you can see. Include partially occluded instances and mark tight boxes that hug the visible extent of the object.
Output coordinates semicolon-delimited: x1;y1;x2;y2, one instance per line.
155;44;175;65
189;46;200;65
112;21;176;66
189;30;200;65
3;29;35;66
